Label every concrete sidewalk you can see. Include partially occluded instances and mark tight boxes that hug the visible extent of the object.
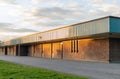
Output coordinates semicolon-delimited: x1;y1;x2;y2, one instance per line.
0;56;120;79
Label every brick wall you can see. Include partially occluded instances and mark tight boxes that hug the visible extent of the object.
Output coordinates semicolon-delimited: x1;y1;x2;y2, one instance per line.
52;42;62;59
63;39;109;61
0;47;4;55
7;46;16;56
34;44;43;57
79;39;109;61
1;38;110;62
43;43;51;58
28;45;34;56
28;44;43;57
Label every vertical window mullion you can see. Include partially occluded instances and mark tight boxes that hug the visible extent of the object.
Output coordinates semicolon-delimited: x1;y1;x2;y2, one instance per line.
71;40;73;53
76;40;78;53
74;40;75;53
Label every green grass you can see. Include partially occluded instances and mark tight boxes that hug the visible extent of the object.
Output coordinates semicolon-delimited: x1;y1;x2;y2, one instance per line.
0;60;89;79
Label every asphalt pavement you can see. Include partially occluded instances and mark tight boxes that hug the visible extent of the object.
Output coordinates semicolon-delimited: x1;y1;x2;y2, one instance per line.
0;56;120;79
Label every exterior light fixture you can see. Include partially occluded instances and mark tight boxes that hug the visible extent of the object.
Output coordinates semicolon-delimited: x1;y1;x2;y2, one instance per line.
60;42;63;45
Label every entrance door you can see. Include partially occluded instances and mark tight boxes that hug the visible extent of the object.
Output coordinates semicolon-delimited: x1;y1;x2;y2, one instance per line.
5;47;7;55
20;46;28;56
16;45;19;56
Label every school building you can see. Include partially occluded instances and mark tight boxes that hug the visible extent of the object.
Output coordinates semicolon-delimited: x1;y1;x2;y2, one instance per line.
0;16;120;62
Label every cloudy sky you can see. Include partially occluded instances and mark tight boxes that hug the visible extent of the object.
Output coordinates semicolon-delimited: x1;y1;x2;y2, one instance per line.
0;0;120;41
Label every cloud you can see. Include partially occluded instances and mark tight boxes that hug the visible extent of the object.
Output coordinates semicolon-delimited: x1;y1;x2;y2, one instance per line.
18;0;86;29
0;22;38;41
33;7;72;20
31;0;40;4
0;28;38;33
0;22;38;33
20;0;120;33
22;6;84;27
31;0;83;9
0;0;17;6
0;28;37;33
88;0;120;16
90;0;104;5
0;23;12;27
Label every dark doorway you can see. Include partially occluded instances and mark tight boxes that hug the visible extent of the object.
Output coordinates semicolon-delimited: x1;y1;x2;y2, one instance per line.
20;46;28;56
16;45;19;56
16;45;29;56
5;47;7;55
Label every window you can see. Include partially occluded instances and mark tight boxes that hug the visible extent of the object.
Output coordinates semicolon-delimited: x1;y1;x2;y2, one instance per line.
74;40;79;53
71;40;73;52
71;40;79;53
74;40;76;53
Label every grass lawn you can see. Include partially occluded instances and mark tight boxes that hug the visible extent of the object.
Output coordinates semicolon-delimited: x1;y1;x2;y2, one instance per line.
0;60;89;79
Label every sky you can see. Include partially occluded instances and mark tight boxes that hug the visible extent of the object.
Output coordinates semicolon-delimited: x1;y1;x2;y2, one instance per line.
0;0;120;41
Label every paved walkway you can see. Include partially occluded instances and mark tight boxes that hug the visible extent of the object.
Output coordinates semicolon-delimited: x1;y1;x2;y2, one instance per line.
0;56;120;79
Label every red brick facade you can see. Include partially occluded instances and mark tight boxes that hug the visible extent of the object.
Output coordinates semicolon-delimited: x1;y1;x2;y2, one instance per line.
63;39;109;61
1;38;120;62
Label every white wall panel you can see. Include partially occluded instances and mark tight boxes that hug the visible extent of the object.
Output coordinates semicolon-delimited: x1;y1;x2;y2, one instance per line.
77;18;109;36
